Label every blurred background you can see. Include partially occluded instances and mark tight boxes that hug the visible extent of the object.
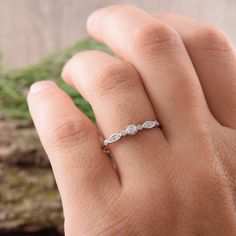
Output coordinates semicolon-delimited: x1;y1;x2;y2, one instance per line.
0;0;235;235
1;0;236;69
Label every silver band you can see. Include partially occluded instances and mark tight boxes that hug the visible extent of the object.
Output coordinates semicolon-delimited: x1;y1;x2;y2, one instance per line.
103;120;160;147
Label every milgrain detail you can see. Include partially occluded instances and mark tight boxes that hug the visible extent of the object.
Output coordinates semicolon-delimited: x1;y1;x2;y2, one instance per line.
103;120;160;147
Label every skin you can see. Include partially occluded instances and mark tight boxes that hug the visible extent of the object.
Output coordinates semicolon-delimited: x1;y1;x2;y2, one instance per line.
27;5;236;236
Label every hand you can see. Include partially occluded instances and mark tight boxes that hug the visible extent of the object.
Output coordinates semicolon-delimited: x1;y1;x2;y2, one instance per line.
27;5;236;236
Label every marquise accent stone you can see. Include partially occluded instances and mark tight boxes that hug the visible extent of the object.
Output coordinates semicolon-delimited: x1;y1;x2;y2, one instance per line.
107;133;122;143
142;121;156;129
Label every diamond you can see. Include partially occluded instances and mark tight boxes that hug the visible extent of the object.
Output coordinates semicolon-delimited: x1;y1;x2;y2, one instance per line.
107;133;122;144
126;124;138;135
142;121;156;129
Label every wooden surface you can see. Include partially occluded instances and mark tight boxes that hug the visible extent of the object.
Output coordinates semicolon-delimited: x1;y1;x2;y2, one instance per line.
0;0;235;69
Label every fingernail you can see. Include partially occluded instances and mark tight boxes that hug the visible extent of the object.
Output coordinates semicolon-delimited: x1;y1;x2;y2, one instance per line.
87;7;105;28
30;80;56;94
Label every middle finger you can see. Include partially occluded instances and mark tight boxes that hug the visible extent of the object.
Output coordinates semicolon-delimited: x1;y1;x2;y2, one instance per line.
87;5;213;142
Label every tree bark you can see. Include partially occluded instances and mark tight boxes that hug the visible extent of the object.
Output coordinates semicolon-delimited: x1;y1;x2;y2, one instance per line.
0;114;63;234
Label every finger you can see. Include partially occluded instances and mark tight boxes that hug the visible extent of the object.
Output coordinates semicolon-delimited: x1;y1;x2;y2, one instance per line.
154;13;236;129
27;81;120;217
86;5;212;141
62;50;168;183
154;13;236;201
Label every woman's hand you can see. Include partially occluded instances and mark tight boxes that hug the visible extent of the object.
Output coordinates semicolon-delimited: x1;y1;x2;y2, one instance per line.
27;5;236;236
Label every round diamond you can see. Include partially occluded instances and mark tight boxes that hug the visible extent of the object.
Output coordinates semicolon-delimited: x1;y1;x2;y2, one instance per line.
126;124;137;135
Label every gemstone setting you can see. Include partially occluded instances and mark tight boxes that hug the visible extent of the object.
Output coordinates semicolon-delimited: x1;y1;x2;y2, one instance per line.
103;120;160;146
126;124;138;135
142;121;156;129
107;133;122;144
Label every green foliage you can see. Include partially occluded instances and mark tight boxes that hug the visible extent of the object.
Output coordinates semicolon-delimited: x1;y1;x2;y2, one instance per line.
0;38;112;121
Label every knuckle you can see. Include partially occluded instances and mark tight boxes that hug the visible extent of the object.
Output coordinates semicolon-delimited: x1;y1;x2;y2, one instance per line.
188;26;232;52
93;63;140;98
130;22;182;57
192;121;212;139
197;162;229;197
46;116;94;149
189;120;216;146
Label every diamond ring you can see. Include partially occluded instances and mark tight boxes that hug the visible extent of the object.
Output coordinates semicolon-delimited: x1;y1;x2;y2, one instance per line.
103;120;160;147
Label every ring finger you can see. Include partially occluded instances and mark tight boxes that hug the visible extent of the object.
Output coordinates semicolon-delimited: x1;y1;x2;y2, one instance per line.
62;50;168;183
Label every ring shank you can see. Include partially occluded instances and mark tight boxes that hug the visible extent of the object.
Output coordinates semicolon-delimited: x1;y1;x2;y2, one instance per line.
103;120;160;147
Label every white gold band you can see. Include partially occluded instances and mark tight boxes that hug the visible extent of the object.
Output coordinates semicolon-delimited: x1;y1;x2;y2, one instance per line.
103;120;160;147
